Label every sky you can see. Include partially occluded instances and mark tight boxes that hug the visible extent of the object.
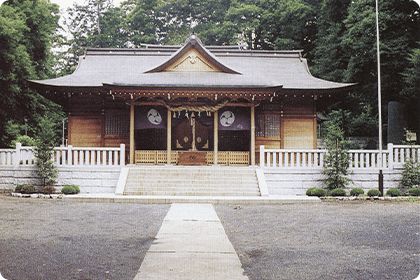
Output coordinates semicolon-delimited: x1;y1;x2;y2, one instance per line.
49;0;123;12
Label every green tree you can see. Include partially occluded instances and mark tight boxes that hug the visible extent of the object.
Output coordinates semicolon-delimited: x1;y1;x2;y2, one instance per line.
0;0;63;147
321;110;352;190
400;46;420;141
311;0;351;82
401;47;420;101
62;0;119;70
341;0;420;111
33;115;59;188
123;0;162;45
218;0;316;51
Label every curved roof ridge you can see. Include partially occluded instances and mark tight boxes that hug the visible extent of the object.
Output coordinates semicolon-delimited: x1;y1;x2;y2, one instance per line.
145;34;242;75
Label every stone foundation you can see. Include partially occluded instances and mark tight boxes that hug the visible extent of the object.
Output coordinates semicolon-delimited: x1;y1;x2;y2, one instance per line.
0;166;121;194
0;165;404;196
264;168;402;195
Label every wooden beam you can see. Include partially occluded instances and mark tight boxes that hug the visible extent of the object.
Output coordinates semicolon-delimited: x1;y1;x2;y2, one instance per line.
280;110;285;149
313;99;317;149
250;104;256;165
167;108;172;164
129;102;135;164
213;110;218;165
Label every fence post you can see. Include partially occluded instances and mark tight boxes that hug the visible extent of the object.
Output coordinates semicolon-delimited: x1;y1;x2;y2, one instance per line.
260;145;265;167
67;145;73;166
120;144;125;166
15;142;21;167
387;143;393;170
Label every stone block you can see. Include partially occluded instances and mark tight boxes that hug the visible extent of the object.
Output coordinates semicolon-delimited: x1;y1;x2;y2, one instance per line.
0;170;15;177
16;178;40;185
0;177;15;184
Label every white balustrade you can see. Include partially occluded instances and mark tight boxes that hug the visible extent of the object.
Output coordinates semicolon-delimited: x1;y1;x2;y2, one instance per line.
0;143;126;167
391;144;420;169
259;144;394;170
259;146;325;169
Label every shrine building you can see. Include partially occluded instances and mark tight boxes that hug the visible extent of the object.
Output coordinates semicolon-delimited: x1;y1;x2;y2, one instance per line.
30;34;354;166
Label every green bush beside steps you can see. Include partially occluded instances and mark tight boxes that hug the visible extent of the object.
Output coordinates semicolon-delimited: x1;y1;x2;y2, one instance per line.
61;185;80;195
306;187;327;197
408;187;420;196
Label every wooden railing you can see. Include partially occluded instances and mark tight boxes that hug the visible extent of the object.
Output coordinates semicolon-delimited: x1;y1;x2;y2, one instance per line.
260;143;420;170
0;143;126;167
135;150;179;165
134;150;249;165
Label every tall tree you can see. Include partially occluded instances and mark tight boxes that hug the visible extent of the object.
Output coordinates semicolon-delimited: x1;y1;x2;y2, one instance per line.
123;0;162;45
341;0;420;107
311;0;351;82
219;0;316;51
400;45;420;141
0;0;63;147
154;0;233;45
62;0;123;70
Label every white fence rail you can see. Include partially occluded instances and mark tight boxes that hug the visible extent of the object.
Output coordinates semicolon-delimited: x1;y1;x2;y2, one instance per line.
0;143;126;167
260;143;420;170
2;142;419;170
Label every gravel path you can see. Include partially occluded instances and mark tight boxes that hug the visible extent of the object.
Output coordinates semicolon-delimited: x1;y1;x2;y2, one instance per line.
1;196;419;280
215;201;420;280
0;196;170;280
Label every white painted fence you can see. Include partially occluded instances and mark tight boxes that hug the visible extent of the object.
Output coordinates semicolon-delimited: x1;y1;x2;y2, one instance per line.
260;143;420;170
0;143;126;167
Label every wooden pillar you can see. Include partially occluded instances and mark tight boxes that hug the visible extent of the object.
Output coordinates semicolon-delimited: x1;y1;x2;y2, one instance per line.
213;110;218;165
280;108;285;149
313;99;317;149
129;102;135;164
167;108;172;164
250;104;256;165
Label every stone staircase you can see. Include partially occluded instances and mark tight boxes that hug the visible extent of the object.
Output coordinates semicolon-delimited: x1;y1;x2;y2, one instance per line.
123;166;261;196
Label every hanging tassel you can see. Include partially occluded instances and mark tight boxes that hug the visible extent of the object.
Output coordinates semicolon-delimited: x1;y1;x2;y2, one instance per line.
191;112;195;118
198;111;201;117
186;111;189;119
173;111;176;118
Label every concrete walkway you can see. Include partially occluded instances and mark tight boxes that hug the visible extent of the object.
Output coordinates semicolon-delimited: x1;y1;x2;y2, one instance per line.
133;203;249;280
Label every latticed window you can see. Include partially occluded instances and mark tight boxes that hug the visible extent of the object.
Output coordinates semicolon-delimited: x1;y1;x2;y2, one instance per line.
105;111;130;135
257;114;280;137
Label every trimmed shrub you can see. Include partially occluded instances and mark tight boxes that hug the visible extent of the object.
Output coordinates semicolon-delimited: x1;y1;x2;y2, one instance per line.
69;185;80;194
19;184;36;194
41;186;56;194
310;188;327;197
400;158;420;188
306;187;316;196
331;188;347;196
408;187;420;196
350;187;364;196
367;189;381;197
61;185;80;195
386;188;401;197
15;184;25;193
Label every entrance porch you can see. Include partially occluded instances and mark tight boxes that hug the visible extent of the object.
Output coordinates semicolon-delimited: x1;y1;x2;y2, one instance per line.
129;100;257;166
